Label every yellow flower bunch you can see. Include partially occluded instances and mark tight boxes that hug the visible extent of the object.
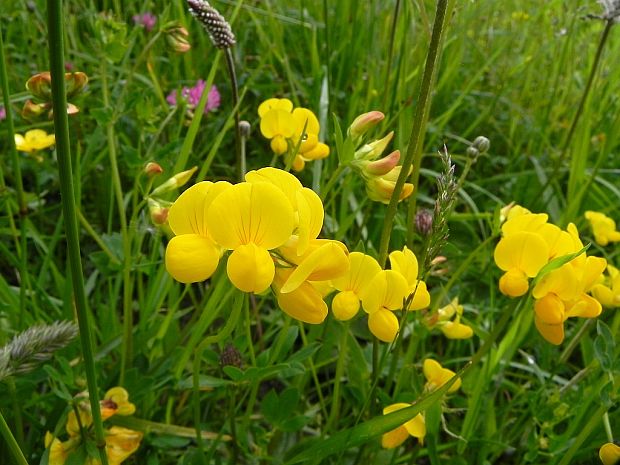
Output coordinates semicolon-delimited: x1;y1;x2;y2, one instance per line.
348;111;414;204
14;129;56;153
44;387;142;465
165;167;348;324
585;211;620;246
493;205;607;344
426;297;474;339
258;98;329;171
330;246;430;342
382;359;460;449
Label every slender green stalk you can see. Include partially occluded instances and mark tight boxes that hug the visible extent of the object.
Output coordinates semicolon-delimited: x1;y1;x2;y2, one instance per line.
325;322;349;432
381;0;402;112
554;404;608;465
100;60;133;386
46;1;108;463
224;48;244;180
377;0;454;266
0;409;28;465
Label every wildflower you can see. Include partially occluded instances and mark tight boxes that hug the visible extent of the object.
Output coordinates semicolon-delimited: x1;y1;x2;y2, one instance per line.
348;110;384;141
144;161;163;177
151;166;197;196
600;442;620;465
361;270;409;342
331;252;382;321
389;246;431;311
591;264;620;307
585;211;620;246
102;426;143;465
381;403;426;448
415;209;433;237
0;106;5;121
499;202;531;224
165;181;229;283
132;12;157;31
423;358;461;393
14;129;55;153
258;98;296;155
166;80;221;114
26;71;88;100
433;298;474;339
165;26;191;53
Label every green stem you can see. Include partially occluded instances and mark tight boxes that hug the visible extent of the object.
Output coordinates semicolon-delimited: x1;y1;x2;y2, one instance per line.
0;409;28;465
100;60;133;386
224;48;244;181
555;404;608;465
325;322;349;432
378;0;454;266
46;1;108;463
381;0;402;112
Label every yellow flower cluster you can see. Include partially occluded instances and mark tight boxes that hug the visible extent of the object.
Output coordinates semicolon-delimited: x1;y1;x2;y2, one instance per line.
382;359;460;449
426;297;474;339
45;387;142;465
585;210;620;246
258;98;329;171
330;246;430;342
165;168;431;337
494;205;607;344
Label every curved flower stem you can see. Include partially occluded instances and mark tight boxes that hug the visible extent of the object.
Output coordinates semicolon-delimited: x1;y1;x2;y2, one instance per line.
224;48;244;181
46;1;108;463
377;0;454;266
0;409;28;465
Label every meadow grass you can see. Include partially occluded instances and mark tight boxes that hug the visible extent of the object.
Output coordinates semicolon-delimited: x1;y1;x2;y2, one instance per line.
0;0;619;464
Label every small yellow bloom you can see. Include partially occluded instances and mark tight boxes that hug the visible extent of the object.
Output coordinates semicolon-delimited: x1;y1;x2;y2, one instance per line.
381;403;426;448
585;211;620;246
423;358;461;393
331;252;382;321
389;246;431;310
361;270;409;342
591;264;620;307
272;268;329;324
600;442;620;465
435;298;474;339
101;387;136;419
14;129;55;153
104;426;143;465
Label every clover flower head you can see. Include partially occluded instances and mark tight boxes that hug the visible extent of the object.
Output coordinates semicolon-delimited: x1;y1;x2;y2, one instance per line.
167;81;221;114
132;12;157;31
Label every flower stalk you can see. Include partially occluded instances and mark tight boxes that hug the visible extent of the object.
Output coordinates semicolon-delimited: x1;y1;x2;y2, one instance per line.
46;1;108;463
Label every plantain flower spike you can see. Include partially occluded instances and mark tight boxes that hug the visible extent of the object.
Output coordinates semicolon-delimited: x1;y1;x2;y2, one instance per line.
187;0;236;49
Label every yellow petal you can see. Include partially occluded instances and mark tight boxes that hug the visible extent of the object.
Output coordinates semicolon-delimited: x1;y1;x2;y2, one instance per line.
270;136;289;155
331;290;360;320
292;107;320;135
105;426;143;465
423;359;461;393
168;181;213;236
208;182;295;250
591;283;615;307
331;252;382;294
499;269;530;297
165;234;220;283
441;321;474;339
532;264;579;301
361;270;409;313
258;98;293;117
274;269;328;323
538;223;575;259
260;108;295;139
389;246;419;284
501;212;548;236
227;243;275;293
579;256;607;292
301;142;330;160
14;134;28;152
23;129;56;151
103;387;135;416
494;231;549;276
368;308;399;342
280;241;349;293
245;167;303;209
406;280;431;311
292;154;305;171
599;442;620;465
534;294;565;325
403;413;426;440
381;426;409;449
534;315;564;345
296;187;324;255
564;294;602;319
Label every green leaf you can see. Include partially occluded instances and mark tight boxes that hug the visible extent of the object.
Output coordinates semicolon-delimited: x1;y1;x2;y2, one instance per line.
594;320;614;372
178;374;232;390
532;244;590;286
285;363;470;464
332;113;345;165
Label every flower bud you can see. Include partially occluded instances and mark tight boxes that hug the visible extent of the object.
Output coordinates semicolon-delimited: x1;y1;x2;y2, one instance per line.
348;110;384;140
151;166;197;195
65;72;89;99
466;136;490;159
366;176;413;204
239;120;251;137
354;131;394;161
144;162;164;177
415;209;433;237
166;26;191;53
363;150;401;176
21;100;48;121
148;199;169;224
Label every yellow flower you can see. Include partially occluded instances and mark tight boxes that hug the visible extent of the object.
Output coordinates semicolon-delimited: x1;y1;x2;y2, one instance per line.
381;403;426;448
165;181;229;283
44;432;78;465
272;268;329;324
100;387;136;419
591;264;620;307
389;246;430;310
585;211;620;246
600;442;620;465
103;426;143;465
207;181;295;293
423;358;461;393
14;129;55;152
361;270;409;342
331;252;382;321
435;298;473;339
